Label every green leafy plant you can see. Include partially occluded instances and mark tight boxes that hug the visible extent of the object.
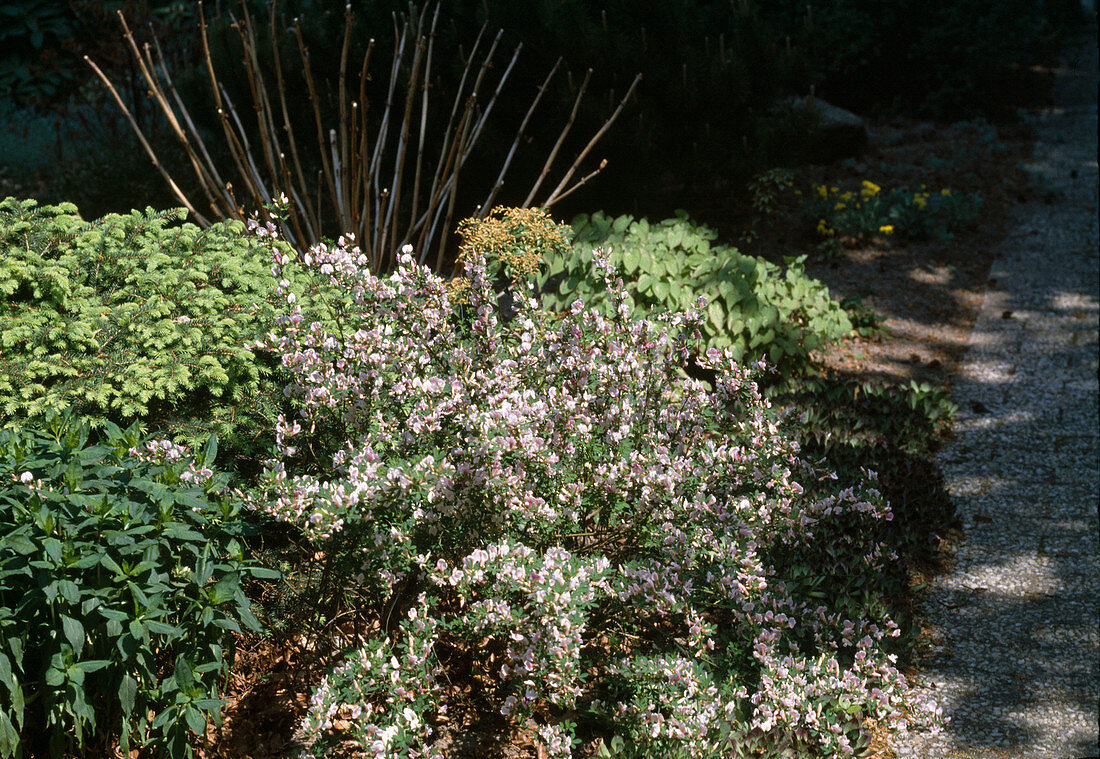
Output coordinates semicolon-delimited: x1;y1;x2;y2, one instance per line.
841;294;890;339
0;197;333;474
0;414;271;758
538;210;852;366
770;369;960;656
0;0;78;107
748;167;797;220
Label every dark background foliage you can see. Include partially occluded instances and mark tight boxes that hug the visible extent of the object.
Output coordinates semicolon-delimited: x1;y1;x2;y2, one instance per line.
0;0;1080;223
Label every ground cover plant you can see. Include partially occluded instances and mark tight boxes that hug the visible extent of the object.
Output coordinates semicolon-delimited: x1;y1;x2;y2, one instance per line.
0;414;271;758
534;210;852;368
801;181;982;259
242;219;940;757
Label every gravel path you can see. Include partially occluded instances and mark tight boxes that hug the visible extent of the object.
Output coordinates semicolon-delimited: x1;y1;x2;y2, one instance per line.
888;20;1099;759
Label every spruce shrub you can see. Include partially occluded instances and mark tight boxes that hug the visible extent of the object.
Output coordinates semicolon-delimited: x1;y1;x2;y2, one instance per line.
0;198;333;474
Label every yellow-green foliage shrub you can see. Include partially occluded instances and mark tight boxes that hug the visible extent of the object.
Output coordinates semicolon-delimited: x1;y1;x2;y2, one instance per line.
0;198;312;470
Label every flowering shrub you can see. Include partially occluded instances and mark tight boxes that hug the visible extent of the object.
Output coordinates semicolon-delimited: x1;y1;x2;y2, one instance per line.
804;181;981;246
250;222;935;757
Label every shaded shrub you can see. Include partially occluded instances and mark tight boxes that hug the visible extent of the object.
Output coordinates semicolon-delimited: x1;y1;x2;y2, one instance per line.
758;0;1069;118
0;414;271;758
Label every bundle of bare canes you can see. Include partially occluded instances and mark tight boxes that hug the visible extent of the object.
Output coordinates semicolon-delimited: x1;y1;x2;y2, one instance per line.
86;1;639;273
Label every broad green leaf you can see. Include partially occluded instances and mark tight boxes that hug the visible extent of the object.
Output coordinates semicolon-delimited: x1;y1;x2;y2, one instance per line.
58;579;80;604
75;659;110;673
247;567;281;580
708;301;724;330
200;434;218;469
667;226;684;248
98;554;124;575
184;704;207;736
144;620;182;637
1;533;35;555
174;655;196;692
42;537;62;563
61;615;84;657
622;247;639;274
195;547;213;586
119;673;137;715
0;712;17;756
0;653;11;693
44;666;65;687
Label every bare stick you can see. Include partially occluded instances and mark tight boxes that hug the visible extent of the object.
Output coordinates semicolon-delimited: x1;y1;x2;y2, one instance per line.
545;158;607;206
523;68;592;207
270;2;317;234
146;24;232;217
480;57;562;215
407;3;440;243
83;55;209;224
293;18;338;220
542;72;641;207
381;19;428;260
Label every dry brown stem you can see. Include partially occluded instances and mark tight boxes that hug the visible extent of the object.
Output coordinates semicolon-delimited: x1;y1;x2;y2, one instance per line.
87;1;640;272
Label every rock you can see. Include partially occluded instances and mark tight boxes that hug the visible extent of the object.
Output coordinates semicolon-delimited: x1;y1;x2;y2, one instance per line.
784;95;869;163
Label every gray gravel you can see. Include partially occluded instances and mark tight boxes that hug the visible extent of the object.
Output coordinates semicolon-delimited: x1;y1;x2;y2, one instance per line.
888;20;1099;759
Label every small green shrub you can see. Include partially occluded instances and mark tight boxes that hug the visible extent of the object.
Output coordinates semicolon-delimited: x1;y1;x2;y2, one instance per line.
538;210;852;366
779;374;957;457
841;295;890;339
0;198;328;472
0;414;271;758
772;371;960;650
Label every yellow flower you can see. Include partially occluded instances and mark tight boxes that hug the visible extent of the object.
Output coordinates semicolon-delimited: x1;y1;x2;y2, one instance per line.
940;188;952;196
816;219;835;237
816;185;829;198
833;202;846;210
913;194;928;210
879;225;894;234
860;180;881;198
